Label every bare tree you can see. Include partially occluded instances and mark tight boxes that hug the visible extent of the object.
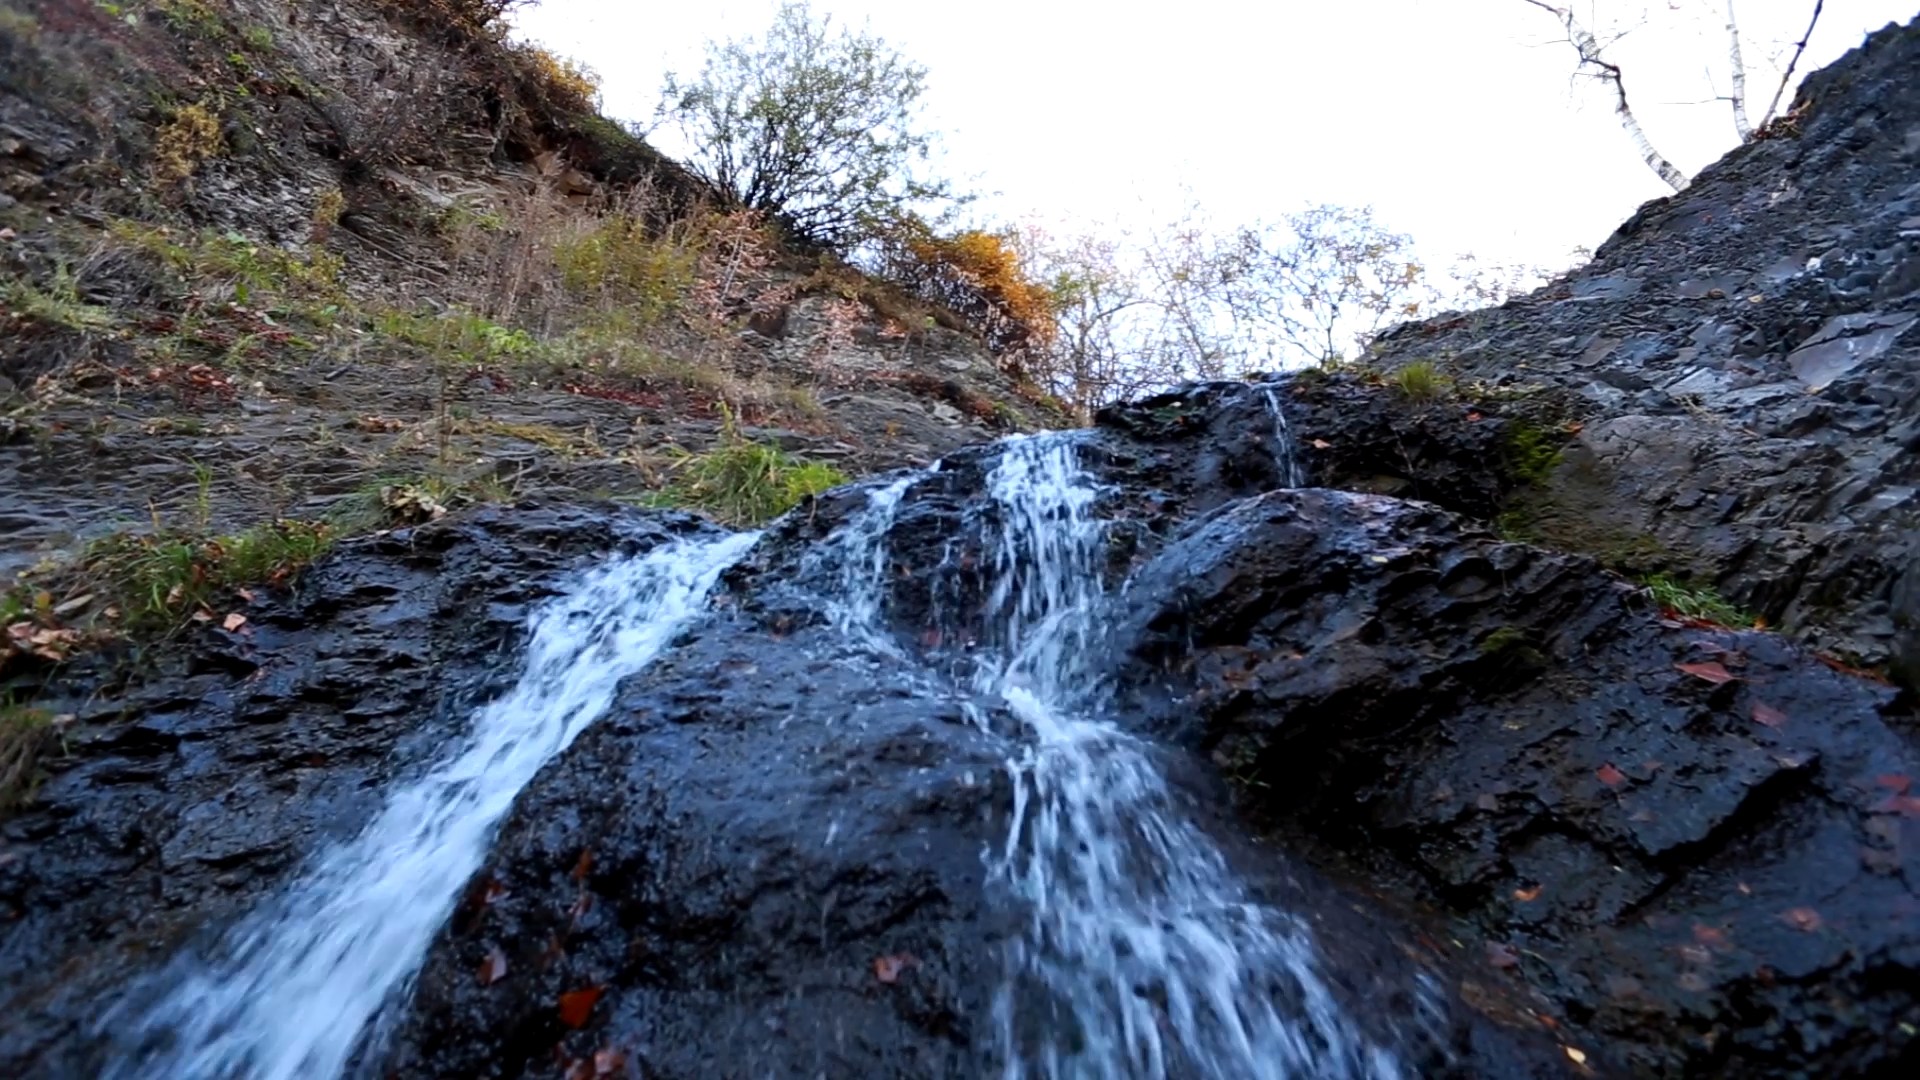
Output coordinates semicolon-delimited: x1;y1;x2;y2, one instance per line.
1519;0;1826;192
1520;0;1689;190
1014;205;1526;412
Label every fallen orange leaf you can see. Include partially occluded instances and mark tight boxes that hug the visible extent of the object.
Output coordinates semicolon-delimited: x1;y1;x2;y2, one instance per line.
1596;763;1627;788
1780;907;1822;932
558;985;604;1028
1750;701;1787;728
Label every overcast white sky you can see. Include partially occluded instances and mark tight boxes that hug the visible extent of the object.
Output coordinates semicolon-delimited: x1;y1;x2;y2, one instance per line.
510;1;1920;275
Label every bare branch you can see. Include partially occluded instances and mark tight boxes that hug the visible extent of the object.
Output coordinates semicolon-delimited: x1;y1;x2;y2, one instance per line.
1519;0;1689;191
1759;0;1824;129
1725;1;1752;139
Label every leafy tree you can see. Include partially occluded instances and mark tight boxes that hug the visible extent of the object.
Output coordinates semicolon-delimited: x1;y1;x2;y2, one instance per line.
653;1;959;250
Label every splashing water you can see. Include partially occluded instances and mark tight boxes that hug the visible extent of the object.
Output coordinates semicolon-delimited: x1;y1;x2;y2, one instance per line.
1262;384;1306;487
973;435;1391;1079
805;469;924;654
107;531;758;1080
817;433;1398;1078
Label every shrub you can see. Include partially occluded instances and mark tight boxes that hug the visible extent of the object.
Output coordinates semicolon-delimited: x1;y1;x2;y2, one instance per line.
551;213;696;326
874;221;1057;363
151;102;224;184
509;44;601;112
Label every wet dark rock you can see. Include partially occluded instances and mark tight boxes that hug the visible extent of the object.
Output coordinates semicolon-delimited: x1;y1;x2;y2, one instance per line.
1119;488;1920;1076
385;495;1567;1080
1365;19;1920;677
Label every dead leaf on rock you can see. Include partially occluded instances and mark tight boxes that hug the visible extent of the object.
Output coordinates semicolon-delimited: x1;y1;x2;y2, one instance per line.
1780;907;1823;932
1675;661;1736;684
477;943;508;986
1873;794;1920;816
222;612;248;632
1310;438;1331;449
557;984;604;1028
872;952;918;984
572;848;594;882
1513;884;1543;902
1596;763;1627;788
1486;942;1521;969
1750;701;1788;728
1875;774;1913;794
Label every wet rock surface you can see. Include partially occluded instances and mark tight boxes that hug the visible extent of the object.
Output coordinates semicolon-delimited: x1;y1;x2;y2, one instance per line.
1364;19;1920;675
1118;487;1920;1076
1;378;1913;1075
0;504;719;1072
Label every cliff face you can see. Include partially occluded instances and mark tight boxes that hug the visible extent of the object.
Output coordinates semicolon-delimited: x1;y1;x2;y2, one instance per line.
1366;18;1920;681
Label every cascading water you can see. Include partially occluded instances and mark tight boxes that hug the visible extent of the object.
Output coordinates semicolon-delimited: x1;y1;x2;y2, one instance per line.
820;433;1398;1078
105;531;758;1080
1262;384;1307;487
101;421;1386;1079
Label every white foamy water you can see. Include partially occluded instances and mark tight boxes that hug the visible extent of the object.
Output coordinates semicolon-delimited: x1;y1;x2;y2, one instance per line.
1263;384;1307;487
818;433;1398;1078
107;530;758;1080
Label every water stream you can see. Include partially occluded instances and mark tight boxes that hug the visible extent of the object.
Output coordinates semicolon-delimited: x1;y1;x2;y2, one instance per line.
812;431;1396;1077
107;531;759;1080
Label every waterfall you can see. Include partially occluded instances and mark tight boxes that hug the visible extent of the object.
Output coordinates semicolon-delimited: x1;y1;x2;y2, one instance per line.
105;531;759;1080
822;434;1398;1078
1262;384;1306;487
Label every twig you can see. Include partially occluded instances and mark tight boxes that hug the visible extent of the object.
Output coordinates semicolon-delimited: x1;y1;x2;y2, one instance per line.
1759;0;1824;129
1519;0;1689;191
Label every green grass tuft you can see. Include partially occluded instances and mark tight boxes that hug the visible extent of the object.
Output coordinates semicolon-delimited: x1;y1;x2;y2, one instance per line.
0;698;63;814
63;519;333;634
1392;360;1450;401
654;437;848;526
1640;573;1754;627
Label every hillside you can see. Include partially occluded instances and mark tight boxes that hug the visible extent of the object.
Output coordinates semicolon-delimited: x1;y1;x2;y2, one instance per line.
0;0;1057;600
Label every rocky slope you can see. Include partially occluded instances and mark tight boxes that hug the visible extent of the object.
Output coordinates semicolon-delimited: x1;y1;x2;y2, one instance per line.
1365;17;1920;684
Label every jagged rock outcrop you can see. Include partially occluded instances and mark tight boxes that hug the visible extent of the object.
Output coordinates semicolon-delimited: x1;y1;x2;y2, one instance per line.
1365;18;1920;682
